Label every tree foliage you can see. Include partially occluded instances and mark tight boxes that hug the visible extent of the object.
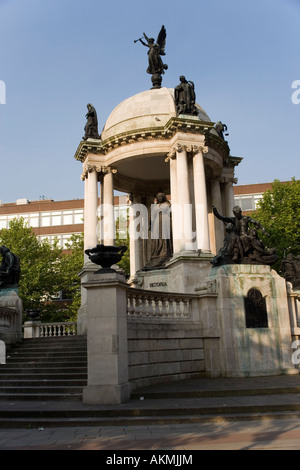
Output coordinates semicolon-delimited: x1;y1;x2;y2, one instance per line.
0;218;84;322
252;178;300;272
115;212;130;276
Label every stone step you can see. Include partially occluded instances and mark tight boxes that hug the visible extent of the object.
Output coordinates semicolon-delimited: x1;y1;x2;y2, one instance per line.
1;361;87;369
0;373;87;381
0;391;82;402
131;386;300;399
0;385;84;394
0;336;88;401
7;342;87;354
0;379;87;386
0;367;87;375
2;411;300;429
1;394;300;427
5;355;87;363
8;337;87;347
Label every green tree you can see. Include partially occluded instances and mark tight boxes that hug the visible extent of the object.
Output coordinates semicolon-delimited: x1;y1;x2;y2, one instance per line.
0;218;84;322
59;233;84;320
252;178;300;272
0;218;63;320
115;212;130;276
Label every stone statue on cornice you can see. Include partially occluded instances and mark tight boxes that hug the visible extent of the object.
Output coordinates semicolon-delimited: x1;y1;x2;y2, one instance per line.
83;103;100;140
174;76;198;116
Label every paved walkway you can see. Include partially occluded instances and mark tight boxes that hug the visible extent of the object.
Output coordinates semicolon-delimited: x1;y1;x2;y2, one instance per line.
1;418;300;450
1;375;300;450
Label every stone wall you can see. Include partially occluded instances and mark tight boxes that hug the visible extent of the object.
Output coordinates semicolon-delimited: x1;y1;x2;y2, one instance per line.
128;321;205;389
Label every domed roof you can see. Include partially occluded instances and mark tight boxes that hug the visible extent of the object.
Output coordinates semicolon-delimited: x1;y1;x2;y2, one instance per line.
101;87;211;141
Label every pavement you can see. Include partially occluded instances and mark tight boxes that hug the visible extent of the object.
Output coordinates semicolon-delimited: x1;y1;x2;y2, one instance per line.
1;375;300;450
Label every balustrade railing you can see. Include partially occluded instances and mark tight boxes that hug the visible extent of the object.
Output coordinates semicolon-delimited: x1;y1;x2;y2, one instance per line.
127;288;196;320
39;321;77;337
23;320;77;338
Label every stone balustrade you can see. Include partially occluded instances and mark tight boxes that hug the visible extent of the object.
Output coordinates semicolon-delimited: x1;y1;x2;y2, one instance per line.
23;321;77;338
127;288;198;321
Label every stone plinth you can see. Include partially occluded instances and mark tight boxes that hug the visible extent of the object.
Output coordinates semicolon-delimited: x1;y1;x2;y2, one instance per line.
81;270;131;404
0;289;22;345
135;253;214;294
23;321;41;339
209;264;297;377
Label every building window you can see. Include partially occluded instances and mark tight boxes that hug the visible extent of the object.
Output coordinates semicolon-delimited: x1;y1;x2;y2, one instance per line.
51;211;62;226
73;210;83;224
62;211;73;225
0;217;7;229
41;212;51;227
234;194;263;211
29;213;39;227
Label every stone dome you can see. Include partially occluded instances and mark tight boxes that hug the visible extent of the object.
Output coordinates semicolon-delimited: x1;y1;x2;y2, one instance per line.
101;87;212;141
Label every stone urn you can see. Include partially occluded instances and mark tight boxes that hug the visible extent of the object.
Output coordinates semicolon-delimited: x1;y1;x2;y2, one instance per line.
26;309;40;321
85;244;127;273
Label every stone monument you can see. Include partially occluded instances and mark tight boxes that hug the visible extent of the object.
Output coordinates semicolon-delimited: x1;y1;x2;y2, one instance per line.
74;25;298;401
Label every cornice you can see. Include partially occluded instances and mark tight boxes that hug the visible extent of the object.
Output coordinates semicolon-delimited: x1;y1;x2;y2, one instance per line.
73;115;238;169
74;116;216;163
224;155;243;168
204;132;231;162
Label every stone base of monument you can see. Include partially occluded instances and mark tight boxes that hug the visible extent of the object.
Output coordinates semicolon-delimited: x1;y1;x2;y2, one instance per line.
135;252;214;294
207;264;298;377
80;270;132;405
0;289;23;345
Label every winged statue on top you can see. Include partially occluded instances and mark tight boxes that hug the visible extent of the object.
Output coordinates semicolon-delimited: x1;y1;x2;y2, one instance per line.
135;25;168;76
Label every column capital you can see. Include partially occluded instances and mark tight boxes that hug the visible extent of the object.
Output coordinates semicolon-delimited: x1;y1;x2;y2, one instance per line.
191;145;209;155
220;176;238;185
166;144;208;162
81;164;117;180
165;143;185;162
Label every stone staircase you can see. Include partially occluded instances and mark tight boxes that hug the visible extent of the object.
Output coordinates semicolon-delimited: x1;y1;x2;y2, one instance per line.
1;336;300;428
0;336;87;401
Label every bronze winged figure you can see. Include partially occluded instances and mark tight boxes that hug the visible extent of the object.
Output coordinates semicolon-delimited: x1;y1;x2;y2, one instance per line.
136;25;168;75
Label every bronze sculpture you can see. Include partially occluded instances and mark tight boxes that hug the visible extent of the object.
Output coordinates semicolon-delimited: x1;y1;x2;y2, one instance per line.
135;25;168;89
214;121;229;140
281;253;300;289
211;206;278;266
0;246;20;288
144;192;173;270
175;76;198;116
83;103;100;140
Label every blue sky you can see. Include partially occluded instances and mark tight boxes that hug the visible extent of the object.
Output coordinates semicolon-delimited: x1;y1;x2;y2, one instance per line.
0;0;299;203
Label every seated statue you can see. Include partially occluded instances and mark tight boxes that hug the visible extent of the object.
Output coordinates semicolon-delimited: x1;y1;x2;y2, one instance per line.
211;223;243;267
245;228;278;265
0;246;21;288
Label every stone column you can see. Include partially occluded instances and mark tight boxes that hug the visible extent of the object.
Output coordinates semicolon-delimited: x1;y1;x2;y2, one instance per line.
211;177;224;253
102;168;115;246
167;153;181;254
224;177;235;216
84;168;99;252
81;270;131;405
0;340;5;364
192;146;210;252
128;194;145;282
175;145;194;252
